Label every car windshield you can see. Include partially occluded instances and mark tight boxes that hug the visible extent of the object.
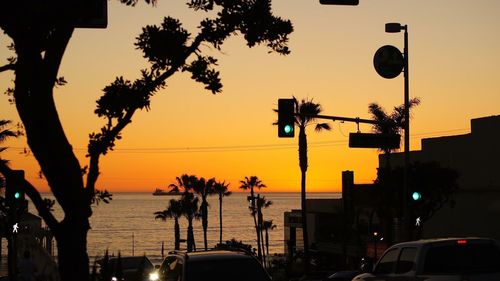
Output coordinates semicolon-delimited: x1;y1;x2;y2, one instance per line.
185;257;270;281
423;243;500;274
108;257;152;270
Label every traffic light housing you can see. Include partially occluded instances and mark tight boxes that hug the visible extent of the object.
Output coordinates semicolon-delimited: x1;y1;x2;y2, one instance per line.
320;0;359;5
278;99;295;138
5;170;25;207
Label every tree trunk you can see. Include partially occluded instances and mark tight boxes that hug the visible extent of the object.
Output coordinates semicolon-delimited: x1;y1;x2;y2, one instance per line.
265;229;270;264
10;25;94;281
202;200;208;250
219;194;223;245
299;127;310;271
187;218;195;252
174;219;180;250
55;218;90;281
258;210;265;267
250;190;262;261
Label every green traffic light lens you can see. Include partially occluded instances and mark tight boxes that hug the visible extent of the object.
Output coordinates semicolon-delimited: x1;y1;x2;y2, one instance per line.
14;192;21;199
412;191;421;201
284;124;293;134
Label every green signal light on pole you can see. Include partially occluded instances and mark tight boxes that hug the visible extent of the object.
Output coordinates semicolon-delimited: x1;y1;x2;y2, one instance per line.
14;192;21;200
284;124;293;135
412;191;422;201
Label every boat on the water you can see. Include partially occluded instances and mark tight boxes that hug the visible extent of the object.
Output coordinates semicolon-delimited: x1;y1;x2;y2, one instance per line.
152;188;182;196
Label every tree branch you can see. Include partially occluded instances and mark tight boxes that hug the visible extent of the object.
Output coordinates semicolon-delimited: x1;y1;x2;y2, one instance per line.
0;63;15;73
0;162;59;230
86;108;136;197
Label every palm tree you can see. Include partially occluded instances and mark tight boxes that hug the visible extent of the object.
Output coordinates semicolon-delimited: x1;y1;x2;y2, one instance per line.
368;98;420;169
256;195;272;267
240;176;267;262
290;97;331;267
168;174;196;194
180;192;200;252
154;199;183;250
191;176;216;250
213;180;231;245
368;98;420;243
262;220;277;267
0;120;18;167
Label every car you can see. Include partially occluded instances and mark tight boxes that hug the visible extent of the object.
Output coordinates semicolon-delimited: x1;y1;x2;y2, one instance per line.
353;237;500;281
100;256;155;281
325;270;361;281
153;250;271;281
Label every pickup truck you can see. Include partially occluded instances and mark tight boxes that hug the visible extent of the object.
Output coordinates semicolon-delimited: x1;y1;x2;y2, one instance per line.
353;237;500;281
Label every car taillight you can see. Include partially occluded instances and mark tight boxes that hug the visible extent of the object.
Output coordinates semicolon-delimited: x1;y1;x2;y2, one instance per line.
457;239;468;245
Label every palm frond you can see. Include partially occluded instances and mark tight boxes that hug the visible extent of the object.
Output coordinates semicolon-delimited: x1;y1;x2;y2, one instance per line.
315;122;331;132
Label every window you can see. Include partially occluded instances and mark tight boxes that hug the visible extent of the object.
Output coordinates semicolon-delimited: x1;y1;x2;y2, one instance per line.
160;256;183;281
185;257;269;281
374;248;399;274
395;247;417;273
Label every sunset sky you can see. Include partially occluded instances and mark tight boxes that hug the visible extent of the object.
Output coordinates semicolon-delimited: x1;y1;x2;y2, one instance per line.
1;0;499;193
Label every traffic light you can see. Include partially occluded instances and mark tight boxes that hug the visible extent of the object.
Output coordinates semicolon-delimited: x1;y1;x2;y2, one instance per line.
5;170;25;206
412;191;422;201
278;99;295;138
319;0;359;5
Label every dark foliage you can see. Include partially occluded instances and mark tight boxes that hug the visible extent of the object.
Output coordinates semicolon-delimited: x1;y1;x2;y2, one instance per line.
375;161;460;223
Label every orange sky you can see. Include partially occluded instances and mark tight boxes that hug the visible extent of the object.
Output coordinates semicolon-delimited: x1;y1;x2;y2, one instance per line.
1;0;499;193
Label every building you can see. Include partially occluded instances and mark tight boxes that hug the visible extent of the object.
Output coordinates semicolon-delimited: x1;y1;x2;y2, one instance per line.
384;115;500;240
283;115;500;267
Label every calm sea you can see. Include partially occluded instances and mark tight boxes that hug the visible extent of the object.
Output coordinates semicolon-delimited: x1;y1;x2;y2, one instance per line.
26;192;340;263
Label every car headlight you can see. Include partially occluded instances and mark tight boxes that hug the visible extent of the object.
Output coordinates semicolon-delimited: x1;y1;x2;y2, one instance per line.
149;272;159;281
111;277;118;281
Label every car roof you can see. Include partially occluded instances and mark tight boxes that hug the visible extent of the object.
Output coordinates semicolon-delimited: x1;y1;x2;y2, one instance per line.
172;250;254;261
391;237;497;248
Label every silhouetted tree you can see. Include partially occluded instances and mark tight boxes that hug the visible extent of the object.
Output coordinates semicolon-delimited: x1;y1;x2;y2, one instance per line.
240;176;267;262
181;192;200;252
154;199;183;250
368;98;421;170
284;97;331;269
256;195;272;267
262;220;277;267
374;161;459;239
213;180;231;245
0;1;292;280
191;176;216;250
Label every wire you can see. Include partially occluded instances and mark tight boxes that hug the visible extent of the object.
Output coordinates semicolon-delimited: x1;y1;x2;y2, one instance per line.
5;128;470;154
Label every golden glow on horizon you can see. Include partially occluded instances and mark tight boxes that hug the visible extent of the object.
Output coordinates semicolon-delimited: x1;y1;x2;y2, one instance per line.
1;1;499;193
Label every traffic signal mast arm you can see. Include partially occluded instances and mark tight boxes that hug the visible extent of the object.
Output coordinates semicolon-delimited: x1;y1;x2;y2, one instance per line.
299;114;379;125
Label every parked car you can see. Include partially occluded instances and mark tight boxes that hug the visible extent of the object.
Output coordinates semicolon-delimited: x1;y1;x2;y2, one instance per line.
153;250;271;281
100;256;155;281
325;270;361;281
353;237;500;281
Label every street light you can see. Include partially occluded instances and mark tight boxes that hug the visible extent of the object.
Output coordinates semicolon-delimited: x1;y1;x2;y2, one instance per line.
385;22;410;241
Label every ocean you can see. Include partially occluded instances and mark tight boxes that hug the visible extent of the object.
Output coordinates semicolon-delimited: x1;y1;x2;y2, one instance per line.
25;192;340;263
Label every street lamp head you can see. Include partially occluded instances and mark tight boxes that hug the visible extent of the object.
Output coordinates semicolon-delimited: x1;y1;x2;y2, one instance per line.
385;23;403;33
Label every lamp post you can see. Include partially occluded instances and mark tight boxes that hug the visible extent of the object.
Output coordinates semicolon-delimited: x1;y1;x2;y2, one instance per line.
385;22;410;241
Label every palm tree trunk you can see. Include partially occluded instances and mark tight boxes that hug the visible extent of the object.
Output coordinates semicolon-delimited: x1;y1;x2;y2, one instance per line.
299;127;310;271
301;169;310;270
254;213;262;261
202;200;208;250
219;194;223;245
174;219;180;250
265;228;270;268
259;211;266;267
251;190;262;262
187;218;194;252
